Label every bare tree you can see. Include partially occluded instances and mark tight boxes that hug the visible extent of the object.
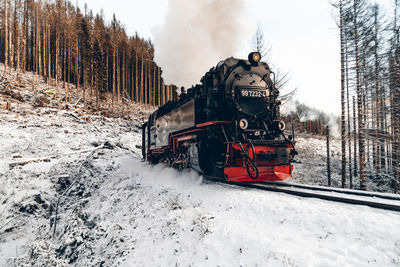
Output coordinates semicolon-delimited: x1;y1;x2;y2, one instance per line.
4;0;9;74
339;0;347;188
353;0;367;190
251;21;271;60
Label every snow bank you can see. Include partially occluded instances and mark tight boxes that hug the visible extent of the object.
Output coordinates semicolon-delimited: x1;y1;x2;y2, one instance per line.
88;156;400;266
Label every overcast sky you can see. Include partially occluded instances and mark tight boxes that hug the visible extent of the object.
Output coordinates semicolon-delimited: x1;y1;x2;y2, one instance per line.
77;0;394;115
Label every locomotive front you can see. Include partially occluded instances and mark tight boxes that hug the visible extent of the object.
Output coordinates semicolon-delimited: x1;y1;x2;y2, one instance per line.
220;52;285;135
198;52;296;181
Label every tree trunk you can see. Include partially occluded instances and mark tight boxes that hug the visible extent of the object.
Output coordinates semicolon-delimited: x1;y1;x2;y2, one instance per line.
37;3;41;77
353;0;366;190
55;30;59;86
157;67;160;106
135;49;138;103
90;56;94;99
121;49;125;101
161;79;164;105
112;45;116;110
22;0;27;73
63;29;66;89
116;47;120;103
47;22;51;84
340;1;347;188
15;0;21;73
131;56;134;102
152;64;155;105
43;20;46;82
148;61;152;106
327;125;331;186
345;37;353;188
141;53;144;104
4;0;8;74
353;96;358;178
373;7;380;172
75;37;79;91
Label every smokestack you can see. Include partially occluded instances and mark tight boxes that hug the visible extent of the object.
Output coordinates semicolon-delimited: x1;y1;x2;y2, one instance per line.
152;0;252;88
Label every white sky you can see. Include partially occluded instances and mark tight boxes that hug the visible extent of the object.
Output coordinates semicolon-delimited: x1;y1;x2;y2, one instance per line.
77;0;394;116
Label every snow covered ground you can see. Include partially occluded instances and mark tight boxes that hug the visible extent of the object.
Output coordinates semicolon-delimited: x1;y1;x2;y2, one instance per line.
0;102;143;266
1;67;400;266
292;134;342;187
292;133;396;192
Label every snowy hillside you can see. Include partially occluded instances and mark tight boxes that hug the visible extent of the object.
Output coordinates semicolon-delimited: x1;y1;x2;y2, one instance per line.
1;68;400;266
292;134;341;186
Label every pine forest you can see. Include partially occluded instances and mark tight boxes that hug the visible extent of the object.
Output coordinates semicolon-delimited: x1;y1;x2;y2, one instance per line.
0;0;178;116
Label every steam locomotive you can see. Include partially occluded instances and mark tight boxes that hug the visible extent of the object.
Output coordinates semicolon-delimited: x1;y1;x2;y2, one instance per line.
142;52;296;181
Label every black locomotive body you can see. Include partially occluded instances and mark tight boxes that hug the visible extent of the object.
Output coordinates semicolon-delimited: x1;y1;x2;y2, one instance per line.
142;52;296;181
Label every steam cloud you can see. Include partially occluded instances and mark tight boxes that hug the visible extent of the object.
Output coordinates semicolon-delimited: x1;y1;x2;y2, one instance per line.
282;101;340;138
152;0;252;88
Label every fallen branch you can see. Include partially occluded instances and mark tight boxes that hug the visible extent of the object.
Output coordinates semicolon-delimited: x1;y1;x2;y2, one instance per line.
92;124;101;133
0;215;22;235
9;147;103;167
73;97;82;107
63;112;82;121
9;156;56;167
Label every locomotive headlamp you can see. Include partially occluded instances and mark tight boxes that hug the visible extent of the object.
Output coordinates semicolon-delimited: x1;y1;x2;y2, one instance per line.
248;52;261;64
239;118;249;130
278;121;286;131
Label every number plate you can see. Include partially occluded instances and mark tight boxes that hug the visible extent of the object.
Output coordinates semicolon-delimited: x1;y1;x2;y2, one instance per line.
240;89;268;98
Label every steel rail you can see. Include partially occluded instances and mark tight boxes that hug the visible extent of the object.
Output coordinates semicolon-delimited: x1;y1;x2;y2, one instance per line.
204;176;400;213
259;181;400;201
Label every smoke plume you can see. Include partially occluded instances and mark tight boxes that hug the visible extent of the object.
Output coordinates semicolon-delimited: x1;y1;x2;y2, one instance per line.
152;0;252;88
282;101;340;138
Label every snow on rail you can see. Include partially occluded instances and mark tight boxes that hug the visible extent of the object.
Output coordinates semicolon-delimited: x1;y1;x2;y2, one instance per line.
236;182;400;212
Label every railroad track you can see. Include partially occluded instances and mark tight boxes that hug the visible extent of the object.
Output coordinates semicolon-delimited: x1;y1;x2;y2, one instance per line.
260;181;400;201
205;176;400;212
